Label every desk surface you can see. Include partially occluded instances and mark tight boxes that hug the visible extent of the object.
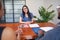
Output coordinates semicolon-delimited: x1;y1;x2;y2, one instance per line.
0;23;37;40
0;22;55;40
20;28;37;40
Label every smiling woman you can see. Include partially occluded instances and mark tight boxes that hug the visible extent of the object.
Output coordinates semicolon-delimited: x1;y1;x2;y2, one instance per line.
19;5;34;24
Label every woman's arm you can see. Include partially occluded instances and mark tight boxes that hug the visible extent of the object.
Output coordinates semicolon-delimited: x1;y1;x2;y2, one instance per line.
19;17;27;24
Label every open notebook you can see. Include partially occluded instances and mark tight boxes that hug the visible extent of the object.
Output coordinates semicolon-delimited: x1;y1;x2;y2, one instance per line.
29;24;40;28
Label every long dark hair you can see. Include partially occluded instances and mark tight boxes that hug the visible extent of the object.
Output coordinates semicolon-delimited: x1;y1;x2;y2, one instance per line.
22;5;32;19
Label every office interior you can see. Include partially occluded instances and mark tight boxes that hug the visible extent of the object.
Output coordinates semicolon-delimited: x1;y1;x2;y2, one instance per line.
0;0;60;40
0;0;60;24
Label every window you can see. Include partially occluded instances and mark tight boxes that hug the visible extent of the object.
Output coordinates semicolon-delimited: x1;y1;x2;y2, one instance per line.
3;0;26;23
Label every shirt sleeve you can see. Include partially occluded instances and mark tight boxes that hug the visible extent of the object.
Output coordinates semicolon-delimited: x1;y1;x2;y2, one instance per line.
30;13;34;18
20;13;23;18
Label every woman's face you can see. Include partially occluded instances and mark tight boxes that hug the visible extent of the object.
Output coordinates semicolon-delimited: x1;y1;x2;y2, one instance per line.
23;7;28;14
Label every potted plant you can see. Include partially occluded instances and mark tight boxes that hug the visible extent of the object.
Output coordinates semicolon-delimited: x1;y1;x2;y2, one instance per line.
34;5;55;23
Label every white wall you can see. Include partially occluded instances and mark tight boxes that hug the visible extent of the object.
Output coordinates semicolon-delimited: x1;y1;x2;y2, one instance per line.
43;0;60;24
26;0;44;17
26;0;60;24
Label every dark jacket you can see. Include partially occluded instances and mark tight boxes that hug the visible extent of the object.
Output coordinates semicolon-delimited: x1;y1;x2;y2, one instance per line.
40;22;60;40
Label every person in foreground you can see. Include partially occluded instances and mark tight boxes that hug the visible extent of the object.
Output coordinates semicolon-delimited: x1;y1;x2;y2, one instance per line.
40;5;60;40
1;27;16;40
0;1;16;40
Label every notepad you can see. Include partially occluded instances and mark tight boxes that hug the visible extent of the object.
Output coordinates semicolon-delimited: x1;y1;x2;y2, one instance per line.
40;27;54;32
29;24;40;28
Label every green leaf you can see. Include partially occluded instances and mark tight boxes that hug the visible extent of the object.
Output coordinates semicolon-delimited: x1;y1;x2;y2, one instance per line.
34;16;37;18
47;5;53;9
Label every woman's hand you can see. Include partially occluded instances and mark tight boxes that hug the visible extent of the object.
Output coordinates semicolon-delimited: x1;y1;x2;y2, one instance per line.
23;23;29;27
25;22;31;24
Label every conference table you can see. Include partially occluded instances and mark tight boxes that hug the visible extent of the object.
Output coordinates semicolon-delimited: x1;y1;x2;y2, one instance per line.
0;22;55;40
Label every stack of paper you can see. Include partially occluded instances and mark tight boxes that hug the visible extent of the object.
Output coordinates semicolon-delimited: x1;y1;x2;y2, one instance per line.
29;24;40;28
40;27;54;32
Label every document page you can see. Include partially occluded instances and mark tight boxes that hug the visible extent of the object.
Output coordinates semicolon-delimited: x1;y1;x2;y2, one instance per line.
40;27;54;32
29;24;40;28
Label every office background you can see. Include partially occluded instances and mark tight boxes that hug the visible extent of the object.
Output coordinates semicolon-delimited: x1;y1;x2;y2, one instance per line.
26;0;60;24
1;0;60;24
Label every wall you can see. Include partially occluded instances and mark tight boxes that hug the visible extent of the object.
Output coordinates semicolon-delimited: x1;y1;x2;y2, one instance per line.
43;0;60;24
26;0;60;24
26;0;44;17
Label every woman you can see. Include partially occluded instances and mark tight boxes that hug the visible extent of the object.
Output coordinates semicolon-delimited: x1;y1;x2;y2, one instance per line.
19;5;44;40
17;5;34;40
19;5;34;24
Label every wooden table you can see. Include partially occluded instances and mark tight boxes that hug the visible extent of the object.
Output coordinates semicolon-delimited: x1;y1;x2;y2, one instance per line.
0;22;55;40
0;23;37;40
20;27;37;40
38;22;55;27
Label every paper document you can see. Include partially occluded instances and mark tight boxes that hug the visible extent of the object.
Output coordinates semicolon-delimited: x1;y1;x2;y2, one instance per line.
29;24;40;28
40;27;54;32
24;35;32;39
